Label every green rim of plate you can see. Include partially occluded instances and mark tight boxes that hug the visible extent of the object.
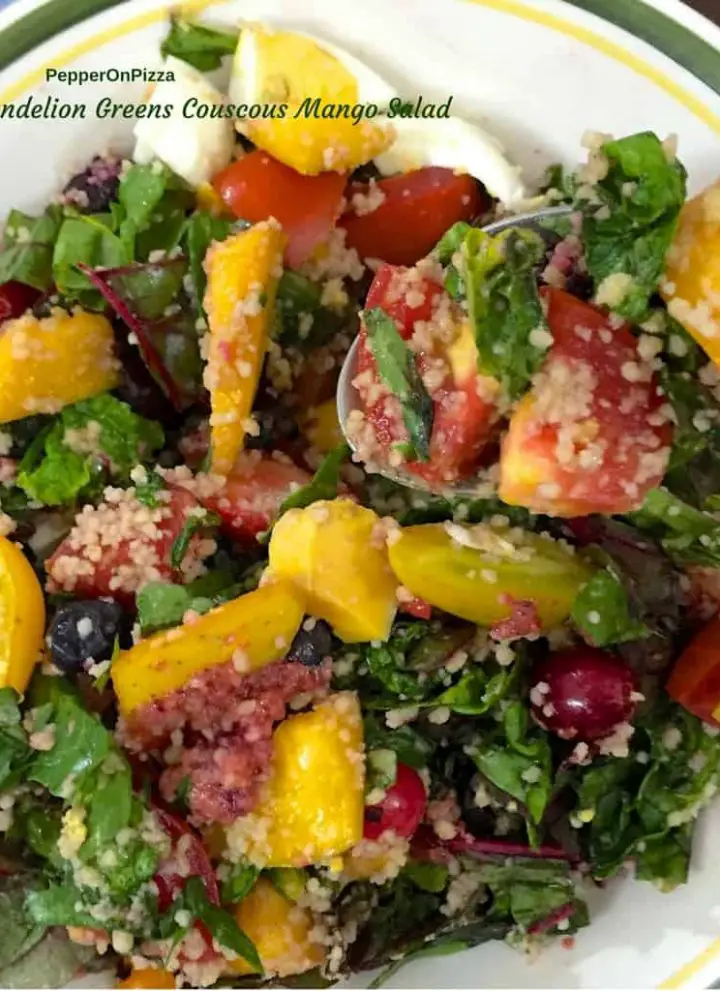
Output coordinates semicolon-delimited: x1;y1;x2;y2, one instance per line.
0;0;718;96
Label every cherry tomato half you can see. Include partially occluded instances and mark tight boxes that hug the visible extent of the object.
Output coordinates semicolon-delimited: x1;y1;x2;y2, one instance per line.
213;151;347;269
364;762;426;840
340;168;483;266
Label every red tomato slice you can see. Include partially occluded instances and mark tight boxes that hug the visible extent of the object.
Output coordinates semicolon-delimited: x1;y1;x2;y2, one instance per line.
340;168;483;266
153;808;220;910
198;454;312;544
212;151;347;269
500;288;674;516
153;809;220;965
667;617;720;725
0;281;40;323
47;487;206;605
354;263;496;484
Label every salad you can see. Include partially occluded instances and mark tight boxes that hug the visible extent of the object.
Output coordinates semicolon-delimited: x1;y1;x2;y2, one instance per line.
2;14;720;991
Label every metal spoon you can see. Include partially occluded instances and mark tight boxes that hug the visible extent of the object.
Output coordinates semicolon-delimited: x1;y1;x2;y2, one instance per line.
336;204;573;496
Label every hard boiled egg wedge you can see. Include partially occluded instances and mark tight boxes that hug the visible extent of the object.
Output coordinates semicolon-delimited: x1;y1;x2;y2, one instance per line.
374;115;526;206
134;55;235;187
227;24;395;174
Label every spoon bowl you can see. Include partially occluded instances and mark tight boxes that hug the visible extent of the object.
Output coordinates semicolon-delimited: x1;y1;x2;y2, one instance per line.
336;204;573;496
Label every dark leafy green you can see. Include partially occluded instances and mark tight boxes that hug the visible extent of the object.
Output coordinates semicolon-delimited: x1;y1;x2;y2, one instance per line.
170;509;221;569
471;701;553;834
365;307;434;461
576;131;687;321
182;876;262;971
221;864;260;905
0;205;63;290
630;487;720;567
16;395;164;506
278;443;349;515
161;17;239;71
52;212;129;301
362;713;435;769
184;210;234;304
462;226;548;399
571;569;649;647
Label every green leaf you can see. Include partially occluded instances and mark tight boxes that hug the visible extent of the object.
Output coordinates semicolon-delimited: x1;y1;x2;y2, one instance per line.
28;679;110;796
577;131;687;321
0;878;46;971
117;162;193;260
52;213;129;300
630;487;720;567
278;442;349;515
472;702;552;827
16;396;164;507
402;860;450;894
434;222;472;265
84;764;133;857
365;748;398;796
0;689;31;791
161;17;239;71
571;570;649;647
170;509;221;569
135;471;168;508
462;226;548;399
137;582;195;634
16;423;90;506
183;876;263;972
365;307;434;461
220;864;260;905
26;884;100;929
430;664;515;716
185;210;234;304
266;868;306;902
0;205;63;290
61;394;165;475
362;713;435;769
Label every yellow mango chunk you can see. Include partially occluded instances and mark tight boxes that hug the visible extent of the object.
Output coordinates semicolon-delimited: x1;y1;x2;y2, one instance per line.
388;522;593;630
196;182;233;217
245;116;393;176
0;307;118;424
203;221;286;475
228;879;325;977
268;499;397;642
662;179;720;361
226;693;364;866
112;581;305;716
300;399;344;453
0;536;45;694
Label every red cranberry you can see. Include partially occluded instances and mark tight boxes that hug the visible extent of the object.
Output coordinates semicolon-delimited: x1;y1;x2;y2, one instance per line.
0;281;40;322
364;762;426;840
529;647;638;742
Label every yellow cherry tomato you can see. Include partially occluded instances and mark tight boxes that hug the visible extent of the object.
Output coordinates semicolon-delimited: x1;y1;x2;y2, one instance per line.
388;522;594;630
0;535;45;693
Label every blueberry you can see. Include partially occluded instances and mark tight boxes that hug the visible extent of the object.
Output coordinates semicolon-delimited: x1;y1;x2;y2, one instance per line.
49;600;127;674
62;156;122;214
286;620;332;667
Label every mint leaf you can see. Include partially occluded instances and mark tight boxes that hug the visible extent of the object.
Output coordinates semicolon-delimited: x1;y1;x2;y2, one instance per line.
61;394;164;474
137;582;194;634
365;308;434;461
16;423;90;506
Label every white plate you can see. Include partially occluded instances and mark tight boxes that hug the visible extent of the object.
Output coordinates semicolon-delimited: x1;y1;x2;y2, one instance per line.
1;0;720;986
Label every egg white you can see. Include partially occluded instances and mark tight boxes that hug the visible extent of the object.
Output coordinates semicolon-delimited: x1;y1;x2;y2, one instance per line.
134;56;235;187
375;115;526;206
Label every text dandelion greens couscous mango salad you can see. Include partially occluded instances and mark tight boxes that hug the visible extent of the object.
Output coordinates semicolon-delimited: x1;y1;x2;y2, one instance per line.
2;14;720;990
